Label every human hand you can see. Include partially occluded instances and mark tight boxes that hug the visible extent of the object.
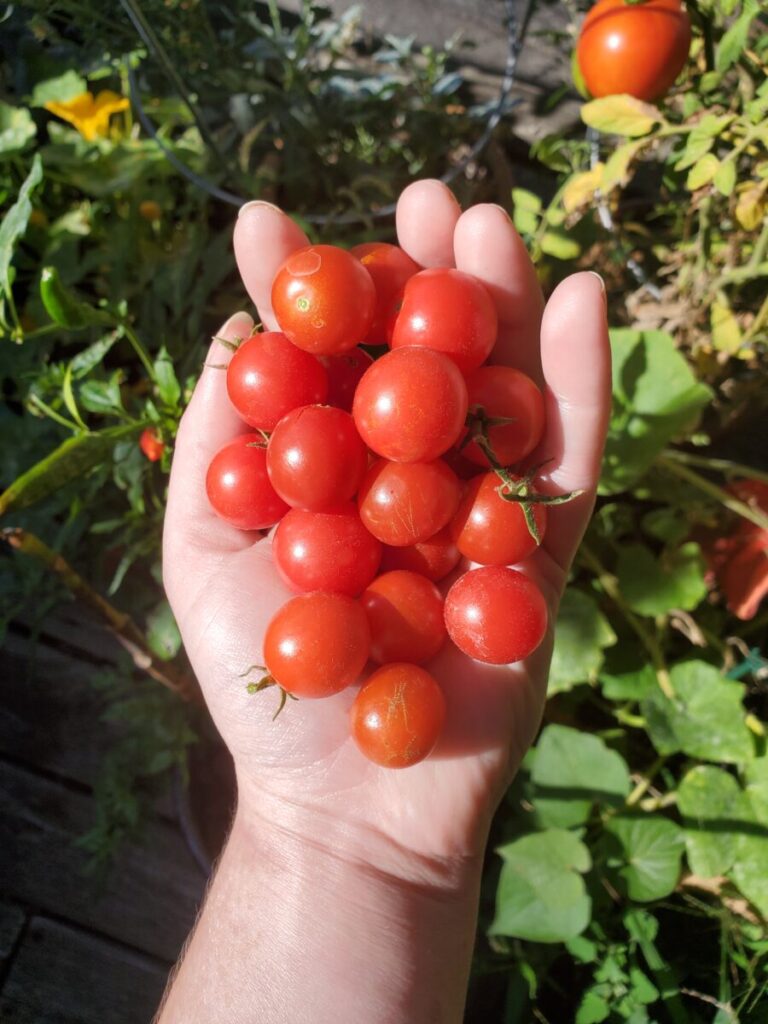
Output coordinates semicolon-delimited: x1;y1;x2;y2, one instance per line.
163;179;610;878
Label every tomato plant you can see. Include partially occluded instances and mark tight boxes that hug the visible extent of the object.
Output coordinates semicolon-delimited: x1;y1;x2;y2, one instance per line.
320;347;374;412
358;458;461;546
450;473;546;566
139;428;164;462
273;502;382;596
271;244;376;355
576;0;692;102
353;347;468;463
464;365;545;468
267;404;367;510
361;569;446;664
263;592;370;698
351;242;420;345
205;434;289;531
389;267;498;373
350;663;446;768
226;331;328;431
379;525;461;582
444;566;547;664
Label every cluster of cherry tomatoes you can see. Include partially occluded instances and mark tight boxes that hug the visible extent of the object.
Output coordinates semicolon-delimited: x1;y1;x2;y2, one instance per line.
205;241;556;769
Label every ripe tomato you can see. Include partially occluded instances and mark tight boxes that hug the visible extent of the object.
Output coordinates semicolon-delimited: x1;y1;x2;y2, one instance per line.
450;473;546;566
358;459;461;547
267;405;367;510
226;331;328;431
361;570;446;664
206;434;289;530
140;428;164;462
379;525;461;582
351;242;420;346
320;347;374;412
273;502;382;596
263;592;370;698
464;366;545;468
271;245;376;355
353;347;468;463
350;663;446;768
390;268;497;374
444;566;547;664
576;0;691;102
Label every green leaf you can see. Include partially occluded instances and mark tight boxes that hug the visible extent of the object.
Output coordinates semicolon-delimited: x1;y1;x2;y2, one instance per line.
79;374;125;415
642;661;753;763
0;424;141;516
61;362;87;430
641;508;689;545
732;756;768;918
715;0;759;73
743;753;768;822
540;230;581;260
600;644;656;702
40;266;114;330
0;154;43;299
686;153;719;190
512;188;541;235
678;766;745;877
69;333;120;378
490;829;592;943
548;589;616;694
600;329;712;494
154;347;181;408
581;96;662;137
615;542;707;616
145;600;182;661
30;70;87;107
531;725;630;828
713;159;737;197
0;102;37;156
604;815;684;902
675;114;734;171
576;988;611;1024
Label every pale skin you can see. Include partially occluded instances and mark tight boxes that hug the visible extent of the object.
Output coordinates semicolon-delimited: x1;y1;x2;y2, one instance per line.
158;179;611;1024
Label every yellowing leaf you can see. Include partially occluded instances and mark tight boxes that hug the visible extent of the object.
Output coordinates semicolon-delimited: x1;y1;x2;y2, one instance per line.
686;153;720;191
581;95;662;138
711;299;743;355
602;140;644;189
735;181;768;230
714;159;737;197
563;165;605;214
540;231;581;260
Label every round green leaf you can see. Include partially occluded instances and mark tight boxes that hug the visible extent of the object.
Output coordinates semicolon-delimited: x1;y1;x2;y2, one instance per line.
549;589;616;694
600;643;656;703
616;542;707;616
531;725;630;828
490;829;592;943
0;102;36;156
677;766;744;878
604;815;684;902
732;754;768;919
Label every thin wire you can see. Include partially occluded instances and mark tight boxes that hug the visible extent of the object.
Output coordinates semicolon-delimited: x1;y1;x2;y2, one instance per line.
126;0;534;225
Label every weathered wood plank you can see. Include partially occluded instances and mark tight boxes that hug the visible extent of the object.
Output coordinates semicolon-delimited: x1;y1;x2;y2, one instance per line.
0;901;26;961
0;916;168;1024
0;760;203;962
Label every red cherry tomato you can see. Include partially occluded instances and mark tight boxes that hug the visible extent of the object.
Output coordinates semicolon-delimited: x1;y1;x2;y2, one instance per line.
576;0;691;102
264;592;370;698
444;566;547;664
273;502;382;596
450;473;546;566
390;268;498;374
140;428;164;462
226;331;328;431
271;245;376;355
320;347;374;412
267;405;367;510
361;570;446;664
350;663;446;768
379;525;461;582
353;347;468;463
206;434;289;530
358;459;461;547
464;365;545;468
351;242;420;346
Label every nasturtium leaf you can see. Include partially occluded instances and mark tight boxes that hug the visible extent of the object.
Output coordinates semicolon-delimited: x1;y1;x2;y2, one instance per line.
600;329;712;495
599;644;656;702
731;759;768;919
490;829;592;943
744;754;768;822
642;661;753;763
549;589;616;694
581;96;662;137
615;542;707;616
31;71;88;106
677;766;744;877
604;815;684;902
531;725;630;828
0;102;36;156
576;988;610;1024
641;507;689;545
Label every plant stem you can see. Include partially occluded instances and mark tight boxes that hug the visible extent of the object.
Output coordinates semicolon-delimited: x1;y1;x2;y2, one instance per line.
662;449;768;486
626;755;668;807
119;322;156;380
1;527;201;703
579;543;675;699
657;456;768;531
27;393;79;431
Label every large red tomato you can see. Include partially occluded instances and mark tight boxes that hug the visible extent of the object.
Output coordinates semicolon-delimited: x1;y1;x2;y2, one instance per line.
576;0;691;102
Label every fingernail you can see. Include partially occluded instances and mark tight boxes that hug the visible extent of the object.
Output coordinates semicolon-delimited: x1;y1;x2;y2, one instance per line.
488;203;512;221
238;199;281;218
588;271;607;306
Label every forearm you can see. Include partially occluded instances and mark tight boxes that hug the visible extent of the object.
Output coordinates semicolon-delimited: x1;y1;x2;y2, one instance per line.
157;797;483;1024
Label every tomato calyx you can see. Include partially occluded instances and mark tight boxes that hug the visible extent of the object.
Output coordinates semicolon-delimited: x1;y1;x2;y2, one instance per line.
246;430;271;448
241;664;297;719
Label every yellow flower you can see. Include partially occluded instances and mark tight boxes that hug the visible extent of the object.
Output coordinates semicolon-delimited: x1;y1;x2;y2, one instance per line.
44;90;130;141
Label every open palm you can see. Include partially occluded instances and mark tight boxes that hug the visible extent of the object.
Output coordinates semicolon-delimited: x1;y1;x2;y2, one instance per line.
163;180;610;876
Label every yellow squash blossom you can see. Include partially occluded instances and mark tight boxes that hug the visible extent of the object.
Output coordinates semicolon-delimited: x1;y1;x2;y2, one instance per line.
44;90;130;141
